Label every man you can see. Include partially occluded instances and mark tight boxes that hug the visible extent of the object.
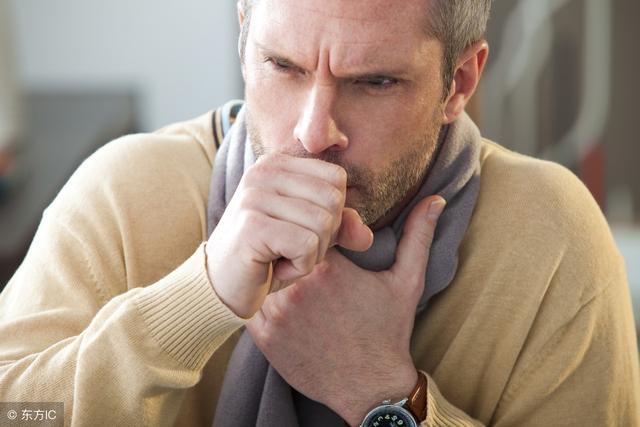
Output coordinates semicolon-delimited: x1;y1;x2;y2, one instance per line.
0;0;638;425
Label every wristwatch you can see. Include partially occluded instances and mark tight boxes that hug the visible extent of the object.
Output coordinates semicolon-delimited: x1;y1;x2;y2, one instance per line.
360;371;428;427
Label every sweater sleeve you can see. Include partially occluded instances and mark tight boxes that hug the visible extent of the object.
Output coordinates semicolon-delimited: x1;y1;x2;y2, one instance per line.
418;276;640;426
421;373;483;426
0;132;246;426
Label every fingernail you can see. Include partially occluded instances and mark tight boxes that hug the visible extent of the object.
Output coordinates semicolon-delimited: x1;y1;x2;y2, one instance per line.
427;197;446;220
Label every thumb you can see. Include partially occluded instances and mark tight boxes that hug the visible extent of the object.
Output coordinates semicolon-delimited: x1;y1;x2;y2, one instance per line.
334;208;374;252
391;196;446;282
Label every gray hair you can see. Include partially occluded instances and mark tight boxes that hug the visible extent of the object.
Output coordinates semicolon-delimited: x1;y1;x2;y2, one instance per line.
238;0;492;98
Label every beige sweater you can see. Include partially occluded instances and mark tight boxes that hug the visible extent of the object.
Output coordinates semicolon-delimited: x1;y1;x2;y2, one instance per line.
0;111;638;426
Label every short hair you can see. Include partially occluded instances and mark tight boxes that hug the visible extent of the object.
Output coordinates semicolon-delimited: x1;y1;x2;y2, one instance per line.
238;0;492;98
426;0;492;97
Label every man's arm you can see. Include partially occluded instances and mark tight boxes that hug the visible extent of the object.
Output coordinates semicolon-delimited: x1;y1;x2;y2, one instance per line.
0;133;245;426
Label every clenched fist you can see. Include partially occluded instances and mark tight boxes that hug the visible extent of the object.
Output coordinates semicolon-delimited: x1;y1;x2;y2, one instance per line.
205;153;374;318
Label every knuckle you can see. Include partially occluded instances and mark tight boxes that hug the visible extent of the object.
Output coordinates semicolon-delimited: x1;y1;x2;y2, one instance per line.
267;298;287;326
326;187;344;212
304;255;318;275
238;210;263;234
334;166;347;187
251;156;278;176
300;233;320;272
241;169;259;187
302;231;320;254
238;188;260;210
315;209;334;233
246;160;264;176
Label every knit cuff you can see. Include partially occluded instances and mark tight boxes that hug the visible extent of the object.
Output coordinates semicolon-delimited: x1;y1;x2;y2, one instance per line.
133;242;246;370
423;372;482;426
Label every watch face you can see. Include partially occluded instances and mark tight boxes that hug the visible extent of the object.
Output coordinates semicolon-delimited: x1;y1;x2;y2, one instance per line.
361;405;417;427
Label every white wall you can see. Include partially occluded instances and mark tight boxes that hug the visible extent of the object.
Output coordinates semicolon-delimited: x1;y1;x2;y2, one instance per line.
7;0;243;131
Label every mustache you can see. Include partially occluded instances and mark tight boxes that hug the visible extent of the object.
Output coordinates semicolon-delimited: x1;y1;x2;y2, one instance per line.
254;145;371;187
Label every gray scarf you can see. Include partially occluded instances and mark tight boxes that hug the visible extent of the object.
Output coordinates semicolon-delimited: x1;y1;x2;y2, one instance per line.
209;102;482;426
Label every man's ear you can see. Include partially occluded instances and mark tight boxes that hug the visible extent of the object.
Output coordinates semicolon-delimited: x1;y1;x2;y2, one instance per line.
442;40;489;124
237;0;247;79
237;1;245;27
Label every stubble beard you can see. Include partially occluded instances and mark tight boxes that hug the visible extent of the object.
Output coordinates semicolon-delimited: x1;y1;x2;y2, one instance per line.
246;108;443;226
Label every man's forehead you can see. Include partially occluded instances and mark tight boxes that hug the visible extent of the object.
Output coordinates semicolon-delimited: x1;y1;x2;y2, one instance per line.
255;0;429;34
251;0;436;75
259;0;426;21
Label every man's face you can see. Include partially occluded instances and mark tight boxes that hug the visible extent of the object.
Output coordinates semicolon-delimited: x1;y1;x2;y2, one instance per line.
243;0;446;226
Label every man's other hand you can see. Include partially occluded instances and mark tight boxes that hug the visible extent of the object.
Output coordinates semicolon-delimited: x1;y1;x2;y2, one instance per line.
246;195;446;426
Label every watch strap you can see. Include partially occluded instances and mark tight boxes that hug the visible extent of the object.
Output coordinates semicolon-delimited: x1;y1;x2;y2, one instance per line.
402;370;428;422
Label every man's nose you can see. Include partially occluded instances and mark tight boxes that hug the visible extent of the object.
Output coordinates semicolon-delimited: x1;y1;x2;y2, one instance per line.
293;83;348;154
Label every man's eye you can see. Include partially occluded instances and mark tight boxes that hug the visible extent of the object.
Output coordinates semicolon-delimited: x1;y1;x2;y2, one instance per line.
357;76;399;90
265;57;294;73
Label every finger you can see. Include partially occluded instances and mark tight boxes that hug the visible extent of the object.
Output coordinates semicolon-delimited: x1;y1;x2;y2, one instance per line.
334;208;374;252
390;196;446;283
246;213;320;281
255;153;347;191
241;189;337;262
243;168;345;219
268;266;295;294
273;258;305;282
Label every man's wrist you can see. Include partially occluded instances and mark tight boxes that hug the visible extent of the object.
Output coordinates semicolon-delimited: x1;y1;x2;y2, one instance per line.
340;362;418;426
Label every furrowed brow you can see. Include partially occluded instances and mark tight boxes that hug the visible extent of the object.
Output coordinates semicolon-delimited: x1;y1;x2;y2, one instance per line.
255;42;307;69
255;41;411;80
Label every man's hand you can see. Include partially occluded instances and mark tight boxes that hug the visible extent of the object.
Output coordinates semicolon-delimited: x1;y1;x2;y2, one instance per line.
206;153;374;319
246;195;446;426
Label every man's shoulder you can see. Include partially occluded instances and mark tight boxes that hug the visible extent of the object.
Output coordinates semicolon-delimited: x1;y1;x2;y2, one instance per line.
461;142;634;384
478;139;585;200
470;139;624;307
60;109;219;218
477;139;605;231
46;111;219;287
47;108;215;256
97;110;217;176
58;111;217;205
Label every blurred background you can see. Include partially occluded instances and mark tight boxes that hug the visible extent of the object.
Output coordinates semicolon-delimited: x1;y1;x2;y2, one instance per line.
0;0;638;341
